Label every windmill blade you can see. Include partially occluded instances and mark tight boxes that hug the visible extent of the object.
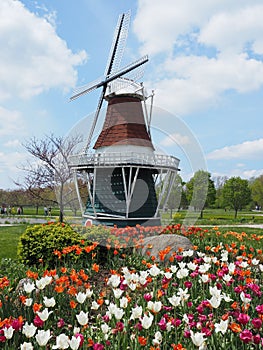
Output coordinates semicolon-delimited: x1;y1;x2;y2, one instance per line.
70;76;104;101
83;87;106;152
108;64;147;93
104;55;148;85
71;55;148;101
104;10;131;77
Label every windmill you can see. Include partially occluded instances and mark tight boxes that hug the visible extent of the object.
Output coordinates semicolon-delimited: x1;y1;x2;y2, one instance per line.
69;11;180;227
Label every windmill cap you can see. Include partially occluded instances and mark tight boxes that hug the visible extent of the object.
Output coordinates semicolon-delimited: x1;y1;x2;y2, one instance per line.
105;78;146;100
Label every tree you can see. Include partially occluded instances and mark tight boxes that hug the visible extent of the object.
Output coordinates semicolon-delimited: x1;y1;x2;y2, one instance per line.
18;134;82;222
222;176;251;218
186;170;216;218
165;174;186;218
213;176;228;208
250;174;263;209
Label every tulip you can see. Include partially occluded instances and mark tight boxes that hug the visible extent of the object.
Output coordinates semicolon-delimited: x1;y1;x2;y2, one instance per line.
69;335;81;350
22;322;37;338
130;305;143;320
20;342;34;350
214;319;229;334
3;326;14;339
35;329;51;346
37;308;53;321
52;333;70;349
240;329;253;344
36;276;52;290
141;313;154;329
43;296;56;307
23;282;35;293
76;311;89;326
190;331;206;347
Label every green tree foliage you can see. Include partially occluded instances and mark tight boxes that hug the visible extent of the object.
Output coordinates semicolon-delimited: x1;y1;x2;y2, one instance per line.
213;175;228;208
250;174;263;209
186;170;216;217
222;177;251;218
165;174;187;218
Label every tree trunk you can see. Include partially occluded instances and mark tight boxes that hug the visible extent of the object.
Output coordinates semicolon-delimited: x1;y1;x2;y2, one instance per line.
234;209;238;219
170;209;173;219
59;210;63;223
200;209;203;219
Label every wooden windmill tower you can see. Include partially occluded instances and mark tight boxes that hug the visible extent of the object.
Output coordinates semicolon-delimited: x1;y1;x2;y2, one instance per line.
69;11;180;227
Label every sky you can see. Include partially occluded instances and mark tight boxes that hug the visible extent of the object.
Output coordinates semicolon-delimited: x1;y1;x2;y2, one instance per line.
0;0;263;189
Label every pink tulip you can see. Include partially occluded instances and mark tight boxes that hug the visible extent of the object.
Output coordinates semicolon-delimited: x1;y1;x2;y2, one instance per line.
240;329;253;344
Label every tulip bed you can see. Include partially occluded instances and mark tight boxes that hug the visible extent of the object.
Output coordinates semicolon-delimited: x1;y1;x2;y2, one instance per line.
0;223;262;349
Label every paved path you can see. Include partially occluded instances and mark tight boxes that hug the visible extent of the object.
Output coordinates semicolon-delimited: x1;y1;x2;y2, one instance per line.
0;216;82;226
1;216;262;229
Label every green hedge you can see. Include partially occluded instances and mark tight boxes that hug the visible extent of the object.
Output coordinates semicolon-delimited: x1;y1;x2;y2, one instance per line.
17;222;82;267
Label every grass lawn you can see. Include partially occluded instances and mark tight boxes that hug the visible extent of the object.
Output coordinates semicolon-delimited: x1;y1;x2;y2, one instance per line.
162;208;263;225
0;225;27;260
0;219;262;261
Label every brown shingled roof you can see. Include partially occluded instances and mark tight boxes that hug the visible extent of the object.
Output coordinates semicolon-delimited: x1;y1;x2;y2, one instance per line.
93;95;154;149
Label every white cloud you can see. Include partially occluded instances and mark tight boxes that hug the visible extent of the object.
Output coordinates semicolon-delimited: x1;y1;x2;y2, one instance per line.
160;132;190;147
199;4;263;54
134;0;263;115
207;138;263;160
212;168;263;180
0;0;87;100
4;139;21;148
134;0;263;56
0;106;25;136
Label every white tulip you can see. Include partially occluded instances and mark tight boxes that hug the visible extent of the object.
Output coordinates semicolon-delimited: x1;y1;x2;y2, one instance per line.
3;326;14;339
76;311;89;326
22;322;37;338
113;288;123;299
187;262;197;271
209;296;221;308
52;333;69;349
152;331;162;345
176;268;189;279
113;306;124;320
25;298;33;307
214;319;229;334
101;323;110;334
209;286;221;298
35;329;51;346
85;288;93;298
149;264;161;277
36;276;52;290
76;292;86;304
130;305;143;320
91;301;100;310
199;274;210;283
190;331;206;347
37;308;53;321
141;313;154;329
20;342;33;350
199;263;211;274
23;282;35;294
147;301;162;313
168;295;181;307
120;296;128;308
69;335;81;350
107;274;121;288
43;296;56;307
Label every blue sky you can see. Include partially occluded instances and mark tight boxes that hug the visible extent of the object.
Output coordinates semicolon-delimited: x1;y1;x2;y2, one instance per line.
0;0;263;189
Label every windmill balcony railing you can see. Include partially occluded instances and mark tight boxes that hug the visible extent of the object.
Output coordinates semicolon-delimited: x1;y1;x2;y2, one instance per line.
69;151;180;171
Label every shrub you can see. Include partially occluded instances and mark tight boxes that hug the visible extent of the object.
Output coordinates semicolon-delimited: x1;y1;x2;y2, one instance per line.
17;222;82;267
